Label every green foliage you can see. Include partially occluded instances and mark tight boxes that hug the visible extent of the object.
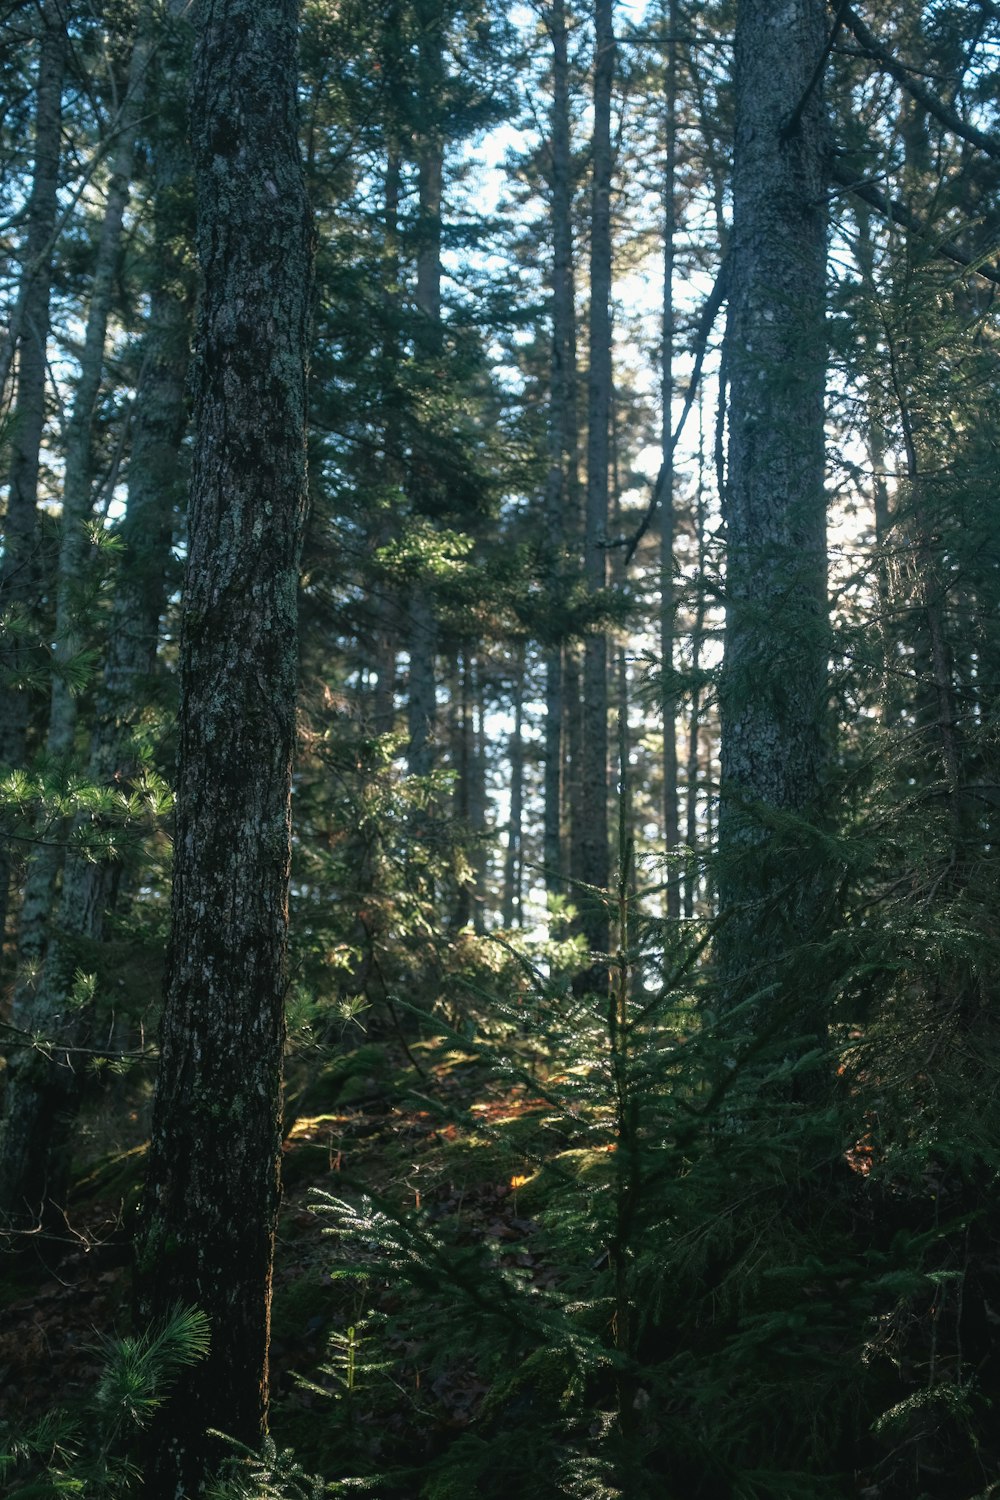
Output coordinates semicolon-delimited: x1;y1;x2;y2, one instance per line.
265;778;1000;1500
0;1306;210;1497
93;1305;211;1439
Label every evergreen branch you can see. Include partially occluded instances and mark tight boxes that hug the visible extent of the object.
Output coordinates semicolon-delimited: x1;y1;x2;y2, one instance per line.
0;1015;156;1062
828;158;1000;286
838;2;1000;161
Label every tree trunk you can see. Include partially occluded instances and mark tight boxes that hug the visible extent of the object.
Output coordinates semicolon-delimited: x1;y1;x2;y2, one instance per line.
684;405;709;920
716;0;829;1026
579;0;615;963
543;0;577;901
660;0;681;920
406;47;444;779
372;146;403;737
0;11;161;1224
469;655;488;933
0;1;66;954
503;652;526;928
0;0;194;1227
136;2;311;1492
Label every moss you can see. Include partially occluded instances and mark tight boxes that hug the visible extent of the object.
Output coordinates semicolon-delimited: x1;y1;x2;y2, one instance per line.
290;1042;391;1115
477;1346;576;1426
511;1146;614;1215
419;1435;491;1500
72;1141;148;1204
271;1270;340;1340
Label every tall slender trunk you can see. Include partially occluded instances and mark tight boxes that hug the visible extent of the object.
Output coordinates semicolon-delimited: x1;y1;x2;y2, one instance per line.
406;21;444;779
503;651;526;928
660;0;681;920
716;0;829;1029
854;206;895;712
565;642;585;894
373;146;403;737
450;647;471;927
896;97;962;811
579;0;615;962
0;1;66;953
0;1;193;1226
15;19;153;967
136;2;311;1492
469;656;488;933
543;0;577;899
684;404;709;919
407;595;438;778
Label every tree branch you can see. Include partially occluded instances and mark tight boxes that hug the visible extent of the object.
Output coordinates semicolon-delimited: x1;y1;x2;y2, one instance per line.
838;2;1000;161
829;158;1000;286
781;0;850;142
622;260;729;566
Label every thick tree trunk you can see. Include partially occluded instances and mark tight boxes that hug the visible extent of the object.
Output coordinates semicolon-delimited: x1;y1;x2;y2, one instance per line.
716;0;829;1020
136;2;311;1493
579;0;615;962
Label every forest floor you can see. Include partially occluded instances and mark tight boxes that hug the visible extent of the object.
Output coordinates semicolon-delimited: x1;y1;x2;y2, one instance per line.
4;1030;997;1499
0;1033;590;1492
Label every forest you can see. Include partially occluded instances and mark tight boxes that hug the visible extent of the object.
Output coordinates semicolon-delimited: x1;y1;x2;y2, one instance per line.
1;0;999;1494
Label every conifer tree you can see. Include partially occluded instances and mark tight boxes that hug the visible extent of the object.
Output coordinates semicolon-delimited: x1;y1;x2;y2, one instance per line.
136;1;311;1491
579;0;615;960
0;2;158;1223
0;0;195;1226
0;0;66;952
715;0;829;1037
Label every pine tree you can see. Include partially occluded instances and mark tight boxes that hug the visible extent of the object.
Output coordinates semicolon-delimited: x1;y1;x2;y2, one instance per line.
135;1;312;1490
715;0;830;1050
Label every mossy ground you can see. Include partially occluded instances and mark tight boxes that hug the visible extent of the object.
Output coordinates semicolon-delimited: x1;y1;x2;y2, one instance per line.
0;1035;582;1496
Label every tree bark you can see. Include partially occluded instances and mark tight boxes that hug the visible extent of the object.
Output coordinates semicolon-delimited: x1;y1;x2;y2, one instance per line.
372;145;403;737
660;0;681;921
716;0;829;1022
543;0;578;901
684;406;709;920
136;1;311;1492
405;66;444;779
503;651;526;928
0;8;163;1225
0;0;66;953
579;0;615;962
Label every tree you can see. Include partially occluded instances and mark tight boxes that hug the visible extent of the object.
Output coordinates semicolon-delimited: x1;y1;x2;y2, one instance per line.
579;0;615;960
0;0;67;953
135;0;312;1492
0;0;163;1226
715;0;829;1038
542;0;580;901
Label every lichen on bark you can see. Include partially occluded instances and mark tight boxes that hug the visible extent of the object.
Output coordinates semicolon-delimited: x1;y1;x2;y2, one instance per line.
135;1;312;1494
716;0;830;1033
